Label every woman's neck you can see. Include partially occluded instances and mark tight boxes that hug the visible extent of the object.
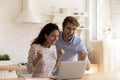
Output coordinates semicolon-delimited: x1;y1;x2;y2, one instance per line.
42;42;51;48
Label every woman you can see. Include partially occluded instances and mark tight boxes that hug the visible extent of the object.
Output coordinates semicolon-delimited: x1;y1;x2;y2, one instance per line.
27;23;64;78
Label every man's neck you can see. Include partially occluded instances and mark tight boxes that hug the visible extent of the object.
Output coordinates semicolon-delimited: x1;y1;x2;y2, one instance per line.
62;33;71;42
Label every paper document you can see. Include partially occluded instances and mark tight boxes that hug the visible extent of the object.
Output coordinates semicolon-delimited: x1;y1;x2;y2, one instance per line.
26;78;49;80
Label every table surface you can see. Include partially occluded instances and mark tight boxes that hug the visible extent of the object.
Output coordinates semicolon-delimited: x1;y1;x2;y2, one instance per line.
1;72;120;80
0;64;98;71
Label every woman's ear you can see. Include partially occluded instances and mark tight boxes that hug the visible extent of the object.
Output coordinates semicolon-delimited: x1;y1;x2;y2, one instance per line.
44;34;48;39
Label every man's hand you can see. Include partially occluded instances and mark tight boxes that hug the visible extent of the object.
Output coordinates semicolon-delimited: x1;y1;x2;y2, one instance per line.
80;50;86;61
86;63;90;71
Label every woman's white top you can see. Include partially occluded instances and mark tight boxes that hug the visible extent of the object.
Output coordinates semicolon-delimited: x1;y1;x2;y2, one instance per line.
27;44;57;77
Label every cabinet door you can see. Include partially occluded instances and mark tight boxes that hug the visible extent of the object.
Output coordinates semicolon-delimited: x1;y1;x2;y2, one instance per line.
0;70;17;79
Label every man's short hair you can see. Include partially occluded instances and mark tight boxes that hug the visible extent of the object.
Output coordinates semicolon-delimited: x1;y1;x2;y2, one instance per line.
62;16;80;28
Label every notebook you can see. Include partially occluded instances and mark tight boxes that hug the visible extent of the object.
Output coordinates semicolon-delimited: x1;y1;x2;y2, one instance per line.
56;61;86;80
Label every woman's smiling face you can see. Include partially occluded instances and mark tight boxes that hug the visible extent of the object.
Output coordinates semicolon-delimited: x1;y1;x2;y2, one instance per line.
45;30;59;45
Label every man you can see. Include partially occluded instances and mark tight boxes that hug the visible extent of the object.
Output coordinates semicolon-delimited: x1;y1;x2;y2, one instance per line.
54;16;90;75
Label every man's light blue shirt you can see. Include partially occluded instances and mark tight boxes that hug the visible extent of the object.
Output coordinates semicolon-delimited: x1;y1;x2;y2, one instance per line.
56;31;87;61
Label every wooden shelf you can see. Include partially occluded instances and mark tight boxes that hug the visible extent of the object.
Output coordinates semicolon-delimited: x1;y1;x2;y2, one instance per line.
45;13;89;18
78;27;89;30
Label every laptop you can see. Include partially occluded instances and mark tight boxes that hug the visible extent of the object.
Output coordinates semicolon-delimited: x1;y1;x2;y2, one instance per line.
56;61;86;80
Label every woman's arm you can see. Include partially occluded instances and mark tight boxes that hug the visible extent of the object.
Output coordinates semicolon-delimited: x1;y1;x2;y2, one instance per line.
27;46;42;73
27;46;35;73
33;50;42;67
53;49;64;72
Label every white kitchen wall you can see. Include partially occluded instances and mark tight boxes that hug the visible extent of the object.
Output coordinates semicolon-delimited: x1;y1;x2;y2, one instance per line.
33;0;87;14
97;0;110;39
0;0;43;64
0;0;87;64
110;0;120;39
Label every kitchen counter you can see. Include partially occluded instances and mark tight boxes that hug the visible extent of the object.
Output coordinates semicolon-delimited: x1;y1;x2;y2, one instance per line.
0;65;26;70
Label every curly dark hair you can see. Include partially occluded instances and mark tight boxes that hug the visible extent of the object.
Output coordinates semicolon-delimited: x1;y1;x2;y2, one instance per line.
62;16;80;28
31;23;59;46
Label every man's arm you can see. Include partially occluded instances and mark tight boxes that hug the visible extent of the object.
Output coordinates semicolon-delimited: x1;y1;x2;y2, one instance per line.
79;50;86;61
79;50;90;71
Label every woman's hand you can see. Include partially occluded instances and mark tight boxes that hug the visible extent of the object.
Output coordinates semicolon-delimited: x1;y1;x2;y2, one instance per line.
33;50;42;67
37;50;43;59
58;48;64;56
57;48;65;62
54;49;65;70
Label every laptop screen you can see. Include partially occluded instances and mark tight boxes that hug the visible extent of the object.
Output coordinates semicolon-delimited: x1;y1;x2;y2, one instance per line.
57;61;86;80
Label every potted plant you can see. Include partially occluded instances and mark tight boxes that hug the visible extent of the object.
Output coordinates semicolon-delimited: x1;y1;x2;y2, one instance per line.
0;54;12;66
0;54;10;60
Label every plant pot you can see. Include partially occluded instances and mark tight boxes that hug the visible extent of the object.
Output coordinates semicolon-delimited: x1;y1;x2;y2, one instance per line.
0;60;12;66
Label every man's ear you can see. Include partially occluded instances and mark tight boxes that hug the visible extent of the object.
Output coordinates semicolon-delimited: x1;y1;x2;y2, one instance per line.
62;27;64;31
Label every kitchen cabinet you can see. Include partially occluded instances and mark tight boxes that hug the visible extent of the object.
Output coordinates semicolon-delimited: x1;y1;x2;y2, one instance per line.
0;65;26;79
0;70;17;79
